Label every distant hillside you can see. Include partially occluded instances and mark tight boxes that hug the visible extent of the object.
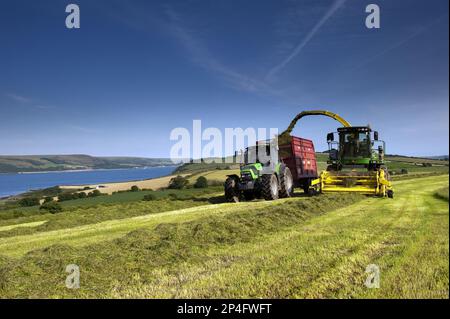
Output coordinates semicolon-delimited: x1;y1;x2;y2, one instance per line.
174;152;449;175
0;155;174;173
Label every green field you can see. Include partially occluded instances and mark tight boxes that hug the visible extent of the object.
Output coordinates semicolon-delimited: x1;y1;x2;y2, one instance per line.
0;173;448;298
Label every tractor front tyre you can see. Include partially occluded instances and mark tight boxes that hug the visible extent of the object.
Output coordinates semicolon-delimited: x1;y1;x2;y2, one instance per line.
224;177;240;203
279;166;294;198
262;174;279;200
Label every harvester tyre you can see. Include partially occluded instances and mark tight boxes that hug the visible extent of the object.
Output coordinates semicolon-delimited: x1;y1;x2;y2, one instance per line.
224;177;240;203
279;166;294;198
262;174;279;200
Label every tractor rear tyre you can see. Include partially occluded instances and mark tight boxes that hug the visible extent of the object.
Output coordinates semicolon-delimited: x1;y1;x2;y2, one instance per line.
262;174;279;200
279;166;294;198
224;177;240;203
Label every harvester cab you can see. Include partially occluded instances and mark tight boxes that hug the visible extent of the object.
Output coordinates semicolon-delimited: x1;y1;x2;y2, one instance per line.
326;126;386;170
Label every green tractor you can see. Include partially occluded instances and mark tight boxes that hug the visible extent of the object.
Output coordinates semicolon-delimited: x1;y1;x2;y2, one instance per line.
224;140;294;202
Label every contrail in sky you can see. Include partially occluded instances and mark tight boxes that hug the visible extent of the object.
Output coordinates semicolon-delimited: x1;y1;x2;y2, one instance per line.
266;0;347;80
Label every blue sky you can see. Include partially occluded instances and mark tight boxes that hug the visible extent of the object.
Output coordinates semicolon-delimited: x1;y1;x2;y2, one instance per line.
0;0;448;157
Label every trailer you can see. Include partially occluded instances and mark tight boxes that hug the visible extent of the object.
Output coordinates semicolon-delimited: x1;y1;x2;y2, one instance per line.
224;135;319;202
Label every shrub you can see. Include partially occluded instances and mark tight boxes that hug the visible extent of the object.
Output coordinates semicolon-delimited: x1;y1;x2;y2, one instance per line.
142;194;156;201
58;192;77;202
43;196;54;203
39;202;63;214
400;168;409;174
18;197;40;207
130;185;140;192
168;176;189;189
87;190;102;197
77;192;87;199
194;176;208;188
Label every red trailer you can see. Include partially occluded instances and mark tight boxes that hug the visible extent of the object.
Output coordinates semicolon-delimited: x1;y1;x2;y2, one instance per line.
279;136;318;192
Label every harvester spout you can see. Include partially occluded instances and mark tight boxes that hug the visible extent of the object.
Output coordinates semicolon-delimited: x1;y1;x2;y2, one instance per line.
280;110;352;137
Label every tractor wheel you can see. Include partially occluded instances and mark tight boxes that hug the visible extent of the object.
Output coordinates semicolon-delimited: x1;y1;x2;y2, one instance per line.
261;174;279;200
224;177;240;203
279;166;294;198
243;191;255;201
387;190;394;199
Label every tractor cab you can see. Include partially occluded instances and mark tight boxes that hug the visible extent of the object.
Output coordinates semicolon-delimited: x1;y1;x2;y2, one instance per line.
326;126;386;170
243;140;278;166
240;139;279;180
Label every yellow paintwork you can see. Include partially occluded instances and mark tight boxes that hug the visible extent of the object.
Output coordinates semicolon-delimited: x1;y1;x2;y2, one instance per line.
281;110;351;136
311;169;393;197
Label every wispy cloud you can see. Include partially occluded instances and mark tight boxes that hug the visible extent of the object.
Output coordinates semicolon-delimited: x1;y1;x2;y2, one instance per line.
164;7;278;96
5;93;55;110
353;16;446;71
266;0;347;80
67;124;99;134
5;93;32;104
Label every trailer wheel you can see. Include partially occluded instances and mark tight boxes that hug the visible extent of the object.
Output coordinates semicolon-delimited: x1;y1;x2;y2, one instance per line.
224;176;240;202
279;166;294;198
262;174;279;200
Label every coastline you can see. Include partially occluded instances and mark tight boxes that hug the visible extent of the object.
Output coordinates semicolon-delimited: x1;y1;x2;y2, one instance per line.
0;165;181;199
1;165;178;175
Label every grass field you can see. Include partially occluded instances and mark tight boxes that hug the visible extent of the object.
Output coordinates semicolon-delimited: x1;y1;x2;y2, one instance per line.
0;173;447;298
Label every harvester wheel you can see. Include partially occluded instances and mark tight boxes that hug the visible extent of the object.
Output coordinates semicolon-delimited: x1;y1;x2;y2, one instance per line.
279;166;294;198
262;174;279;200
387;190;394;199
224;176;240;203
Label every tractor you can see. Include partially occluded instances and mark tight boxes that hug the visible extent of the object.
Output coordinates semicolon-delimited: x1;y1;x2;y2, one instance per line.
224;140;295;202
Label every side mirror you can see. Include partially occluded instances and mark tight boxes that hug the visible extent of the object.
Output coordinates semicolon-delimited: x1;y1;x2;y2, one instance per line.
327;133;334;142
374;131;379;141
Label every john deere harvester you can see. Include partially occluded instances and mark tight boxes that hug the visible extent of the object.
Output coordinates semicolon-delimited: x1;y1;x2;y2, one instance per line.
280;110;394;198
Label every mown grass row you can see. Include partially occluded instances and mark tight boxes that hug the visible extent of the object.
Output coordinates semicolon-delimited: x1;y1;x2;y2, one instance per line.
434;186;449;201
0;192;222;239
0;193;363;298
